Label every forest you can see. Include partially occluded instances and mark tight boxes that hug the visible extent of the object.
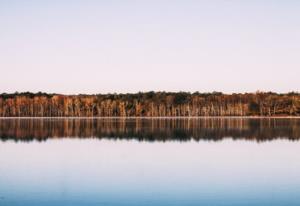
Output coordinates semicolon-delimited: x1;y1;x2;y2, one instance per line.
0;91;299;117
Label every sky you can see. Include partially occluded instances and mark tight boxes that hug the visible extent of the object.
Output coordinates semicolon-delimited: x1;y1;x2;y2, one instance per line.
0;0;299;94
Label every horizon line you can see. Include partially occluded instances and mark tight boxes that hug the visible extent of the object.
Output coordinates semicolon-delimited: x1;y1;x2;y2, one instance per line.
1;90;300;96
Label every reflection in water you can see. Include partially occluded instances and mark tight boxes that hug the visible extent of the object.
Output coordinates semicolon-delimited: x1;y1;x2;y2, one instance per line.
1;118;300;206
0;118;300;142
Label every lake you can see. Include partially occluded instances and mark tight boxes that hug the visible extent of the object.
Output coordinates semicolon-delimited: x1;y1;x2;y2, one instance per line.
0;118;300;206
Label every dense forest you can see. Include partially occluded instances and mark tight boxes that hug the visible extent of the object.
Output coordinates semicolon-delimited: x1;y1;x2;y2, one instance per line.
0;91;299;117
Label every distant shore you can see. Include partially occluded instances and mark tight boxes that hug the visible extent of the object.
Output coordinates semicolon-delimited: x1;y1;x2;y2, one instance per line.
0;92;299;117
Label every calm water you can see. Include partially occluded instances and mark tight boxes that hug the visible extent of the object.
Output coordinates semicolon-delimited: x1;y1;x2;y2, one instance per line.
0;118;300;206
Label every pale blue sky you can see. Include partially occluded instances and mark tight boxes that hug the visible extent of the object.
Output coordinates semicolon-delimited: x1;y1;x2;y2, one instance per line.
0;1;299;94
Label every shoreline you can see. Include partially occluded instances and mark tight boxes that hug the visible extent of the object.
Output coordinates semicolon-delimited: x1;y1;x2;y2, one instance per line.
0;116;300;119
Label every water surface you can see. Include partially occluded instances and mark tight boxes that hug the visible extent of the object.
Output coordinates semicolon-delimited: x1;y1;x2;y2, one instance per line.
0;118;300;206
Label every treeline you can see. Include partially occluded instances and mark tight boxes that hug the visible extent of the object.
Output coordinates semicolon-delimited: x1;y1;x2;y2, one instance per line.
0;91;299;117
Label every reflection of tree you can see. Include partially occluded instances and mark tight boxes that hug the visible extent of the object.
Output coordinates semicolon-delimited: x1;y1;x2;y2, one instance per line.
0;118;300;142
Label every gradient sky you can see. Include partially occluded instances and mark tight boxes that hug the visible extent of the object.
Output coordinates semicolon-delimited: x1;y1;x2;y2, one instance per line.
0;1;299;94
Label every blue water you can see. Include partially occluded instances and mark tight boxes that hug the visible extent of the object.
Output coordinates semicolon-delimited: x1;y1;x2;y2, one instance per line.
0;118;300;206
